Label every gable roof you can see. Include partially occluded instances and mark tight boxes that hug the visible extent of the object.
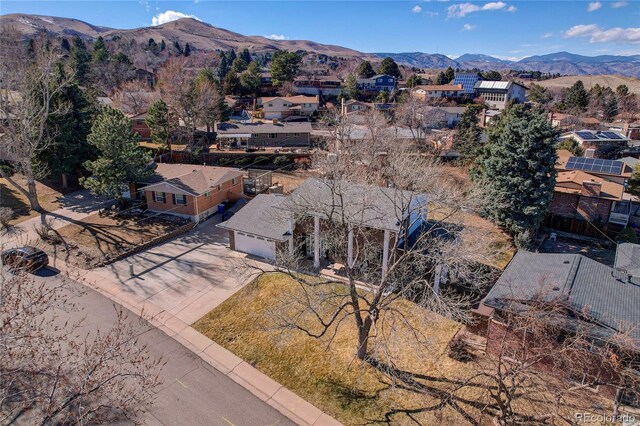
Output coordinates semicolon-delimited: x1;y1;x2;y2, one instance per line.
218;194;291;241
284;178;427;232
260;95;319;105
555;170;624;200
484;251;640;347
414;84;464;92
141;163;243;196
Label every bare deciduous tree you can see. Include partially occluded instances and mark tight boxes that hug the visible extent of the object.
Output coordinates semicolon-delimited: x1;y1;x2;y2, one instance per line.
0;38;73;212
112;79;159;116
0;269;164;423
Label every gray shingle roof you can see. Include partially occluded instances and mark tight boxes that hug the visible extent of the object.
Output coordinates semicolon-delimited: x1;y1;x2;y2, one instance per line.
614;243;640;278
216;122;312;135
484;251;640;346
284;178;427;232
218;194;291;241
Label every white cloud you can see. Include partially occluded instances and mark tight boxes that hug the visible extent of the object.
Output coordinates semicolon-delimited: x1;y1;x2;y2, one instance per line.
564;24;640;44
265;34;287;41
611;1;628;8
447;1;516;18
152;10;201;26
541;32;553;39
412;5;423;13
587;1;602;12
462;23;476;31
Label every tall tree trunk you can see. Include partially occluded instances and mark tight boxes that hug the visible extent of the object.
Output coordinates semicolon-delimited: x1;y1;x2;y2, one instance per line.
61;173;68;189
27;179;43;212
356;316;373;360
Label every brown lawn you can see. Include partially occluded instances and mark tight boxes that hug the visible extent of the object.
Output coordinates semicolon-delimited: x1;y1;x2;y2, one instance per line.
0;175;71;225
49;212;187;269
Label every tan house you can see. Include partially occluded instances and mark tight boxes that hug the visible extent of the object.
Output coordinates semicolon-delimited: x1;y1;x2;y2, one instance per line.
412;84;465;100
258;95;319;120
215;121;312;148
140;164;244;222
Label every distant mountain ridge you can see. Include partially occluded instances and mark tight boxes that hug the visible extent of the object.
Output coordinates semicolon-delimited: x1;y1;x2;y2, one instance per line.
1;13;639;77
374;51;640;78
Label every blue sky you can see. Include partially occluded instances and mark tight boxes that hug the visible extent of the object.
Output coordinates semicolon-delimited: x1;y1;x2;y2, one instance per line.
2;1;639;59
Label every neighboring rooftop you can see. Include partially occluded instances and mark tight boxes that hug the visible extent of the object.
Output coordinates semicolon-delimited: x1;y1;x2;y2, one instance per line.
414;84;464;92
484;251;640;346
140;163;244;196
556;149;633;178
474;80;526;91
218;194;291;241
216;121;313;135
260;95;319;104
555;170;624;200
562;129;630;143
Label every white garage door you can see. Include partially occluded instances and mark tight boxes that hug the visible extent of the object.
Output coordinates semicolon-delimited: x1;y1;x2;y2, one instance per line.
234;232;276;260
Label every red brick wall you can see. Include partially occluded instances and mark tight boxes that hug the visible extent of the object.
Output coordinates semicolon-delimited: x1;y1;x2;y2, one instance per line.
132;119;151;141
145;191;196;216
550;192;612;223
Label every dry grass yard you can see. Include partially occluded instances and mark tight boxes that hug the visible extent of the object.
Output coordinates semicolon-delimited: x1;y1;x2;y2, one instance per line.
0;175;68;225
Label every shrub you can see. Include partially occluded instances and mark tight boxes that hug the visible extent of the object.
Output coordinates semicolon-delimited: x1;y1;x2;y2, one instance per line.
0;207;13;228
294;157;311;170
273;156;290;166
254;156;270;164
617;227;639;244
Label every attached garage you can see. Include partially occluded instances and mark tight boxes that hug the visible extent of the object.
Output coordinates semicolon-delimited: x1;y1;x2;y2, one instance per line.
233;232;276;260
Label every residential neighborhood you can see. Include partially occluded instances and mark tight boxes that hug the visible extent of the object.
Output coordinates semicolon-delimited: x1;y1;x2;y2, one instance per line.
1;2;640;426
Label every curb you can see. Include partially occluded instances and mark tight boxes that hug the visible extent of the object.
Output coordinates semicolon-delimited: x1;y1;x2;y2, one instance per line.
76;267;343;426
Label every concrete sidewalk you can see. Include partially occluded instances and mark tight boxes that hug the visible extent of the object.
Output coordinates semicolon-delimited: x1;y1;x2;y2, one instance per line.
82;268;342;426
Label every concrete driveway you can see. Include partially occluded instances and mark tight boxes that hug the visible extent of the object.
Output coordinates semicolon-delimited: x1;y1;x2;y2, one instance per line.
83;215;262;325
29;270;292;425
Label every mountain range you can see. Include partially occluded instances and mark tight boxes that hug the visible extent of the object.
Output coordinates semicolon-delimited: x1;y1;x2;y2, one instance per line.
374;51;640;78
1;13;639;77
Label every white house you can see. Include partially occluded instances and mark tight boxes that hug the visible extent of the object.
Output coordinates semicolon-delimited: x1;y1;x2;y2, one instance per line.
474;80;527;110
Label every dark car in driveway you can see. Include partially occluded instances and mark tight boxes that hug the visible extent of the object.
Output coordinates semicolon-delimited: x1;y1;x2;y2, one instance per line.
1;247;49;272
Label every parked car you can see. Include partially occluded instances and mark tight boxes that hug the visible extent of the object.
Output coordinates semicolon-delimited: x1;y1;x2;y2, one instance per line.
1;247;49;272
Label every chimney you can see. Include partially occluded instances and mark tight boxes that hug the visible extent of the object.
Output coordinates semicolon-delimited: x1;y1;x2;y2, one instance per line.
581;180;601;197
272;118;278;125
584;148;596;159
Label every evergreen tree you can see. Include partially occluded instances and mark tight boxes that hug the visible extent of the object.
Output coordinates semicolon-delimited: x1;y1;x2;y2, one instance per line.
435;71;448;85
444;67;455;84
481;70;502;81
376;90;390;103
184;42;191;57
240;48;252;64
61;38;70;52
270;50;301;86
240;61;262;98
472;105;558;241
405;74;422;88
146;99;173;152
627;164;640;199
452;105;483;162
228;49;237;62
92;36;109;64
82;106;152;199
70;36;91;85
173;40;183;55
604;96;618;121
564;80;589;112
344;73;359;100
160;39;166;51
223;72;241;95
527;83;552;106
230;57;247;74
357;61;376;78
556;137;583;157
218;53;230;79
377;57;401;79
37;63;99;188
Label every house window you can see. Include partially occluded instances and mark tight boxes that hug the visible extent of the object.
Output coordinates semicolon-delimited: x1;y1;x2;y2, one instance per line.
153;191;166;203
232;177;238;185
204;191;211;197
268;103;273;107
268;133;278;139
217;185;221;191
174;194;187;205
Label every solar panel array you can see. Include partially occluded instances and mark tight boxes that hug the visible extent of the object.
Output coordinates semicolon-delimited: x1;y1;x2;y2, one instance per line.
452;74;480;95
574;130;625;141
565;156;624;175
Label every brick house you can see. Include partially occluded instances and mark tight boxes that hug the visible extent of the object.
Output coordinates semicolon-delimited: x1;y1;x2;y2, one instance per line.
215;121;312;149
139;164;244;222
480;250;640;407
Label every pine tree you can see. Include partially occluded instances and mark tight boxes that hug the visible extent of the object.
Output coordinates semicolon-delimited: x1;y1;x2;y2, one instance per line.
627;164;640;198
604;96;618;121
82;106;152;199
564;80;589;112
344;74;359;100
452;105;483;162
218;53;230;79
357;61;375;78
70;36;91;85
405;74;422;88
444;67;455;84
472;105;558;241
270;50;301;86
240;61;262;98
146;99;173;152
92;36;109;64
160;39;166;51
228;49;237;62
184;43;191;57
223;72;241;95
173;40;182;55
61;38;70;52
240;48;252;64
377;57;401;79
230;57;247;74
436;71;448;85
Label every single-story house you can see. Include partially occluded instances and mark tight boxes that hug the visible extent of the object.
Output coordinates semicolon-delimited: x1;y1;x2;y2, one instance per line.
481;250;640;406
258;95;319;120
548;112;601;130
559;130;630;152
139;163;244;222
215;121;312;148
219;178;428;276
421;106;467;127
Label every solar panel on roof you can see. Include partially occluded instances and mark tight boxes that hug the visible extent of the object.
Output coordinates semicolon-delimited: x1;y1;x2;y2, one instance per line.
601;131;622;140
576;131;597;140
565;156;624;175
